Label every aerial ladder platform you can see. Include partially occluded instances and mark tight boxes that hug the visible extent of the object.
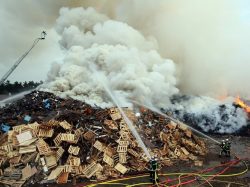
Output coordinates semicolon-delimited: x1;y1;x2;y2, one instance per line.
0;31;46;85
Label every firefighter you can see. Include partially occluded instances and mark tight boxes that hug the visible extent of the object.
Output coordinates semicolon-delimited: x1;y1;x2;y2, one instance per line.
219;139;231;157
149;156;159;184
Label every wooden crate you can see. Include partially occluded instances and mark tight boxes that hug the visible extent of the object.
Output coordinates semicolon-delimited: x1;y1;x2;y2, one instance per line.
117;140;129;146
128;149;139;158
119;153;127;164
103;154;114;167
67;155;80;166
47;166;64;180
59;121;72;130
114;163;128;174
53;134;62;147
117;145;128;153
104;120;118;130
82;162;103;178
93;140;105;152
38;128;54;138
56;147;64;161
61;133;75;143
68;145;80;156
36;138;52;155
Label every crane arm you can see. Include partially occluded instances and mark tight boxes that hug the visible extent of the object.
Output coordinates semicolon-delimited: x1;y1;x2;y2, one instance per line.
0;31;46;85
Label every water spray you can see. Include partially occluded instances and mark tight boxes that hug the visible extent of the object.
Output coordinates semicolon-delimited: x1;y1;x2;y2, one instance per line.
132;100;220;144
0;89;35;107
89;65;151;159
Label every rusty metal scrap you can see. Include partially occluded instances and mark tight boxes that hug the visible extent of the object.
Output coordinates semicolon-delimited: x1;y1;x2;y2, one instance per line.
83;131;95;141
56;172;69;184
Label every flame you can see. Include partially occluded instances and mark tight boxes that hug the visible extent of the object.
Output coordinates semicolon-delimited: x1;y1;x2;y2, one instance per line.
235;96;250;113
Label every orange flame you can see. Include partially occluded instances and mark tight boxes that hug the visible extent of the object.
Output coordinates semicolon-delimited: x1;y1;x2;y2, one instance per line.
235;96;250;113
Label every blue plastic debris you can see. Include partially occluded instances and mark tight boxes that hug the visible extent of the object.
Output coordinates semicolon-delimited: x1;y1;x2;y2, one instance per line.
24;115;31;122
45;102;51;109
1;123;10;132
43;99;51;109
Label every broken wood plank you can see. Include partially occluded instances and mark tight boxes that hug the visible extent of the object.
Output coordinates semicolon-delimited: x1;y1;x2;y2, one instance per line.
114;163;128;174
68;145;80;156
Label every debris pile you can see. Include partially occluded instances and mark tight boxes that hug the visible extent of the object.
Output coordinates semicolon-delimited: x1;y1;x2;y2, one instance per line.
0;91;207;186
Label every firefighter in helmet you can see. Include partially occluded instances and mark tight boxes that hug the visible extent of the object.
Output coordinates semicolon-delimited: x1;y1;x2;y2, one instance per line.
219;139;231;157
149;156;159;184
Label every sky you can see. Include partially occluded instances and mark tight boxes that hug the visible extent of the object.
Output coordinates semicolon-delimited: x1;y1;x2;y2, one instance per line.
0;0;105;82
0;0;250;99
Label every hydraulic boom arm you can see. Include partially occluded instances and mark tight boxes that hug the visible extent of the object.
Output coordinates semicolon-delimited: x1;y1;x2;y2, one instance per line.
0;31;46;85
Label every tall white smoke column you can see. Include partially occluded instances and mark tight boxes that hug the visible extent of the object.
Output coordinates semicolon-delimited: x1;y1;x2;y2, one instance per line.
40;7;179;108
40;7;248;134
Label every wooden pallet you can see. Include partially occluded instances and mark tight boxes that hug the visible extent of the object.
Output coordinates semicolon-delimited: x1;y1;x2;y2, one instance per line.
114;163;128;174
68;145;80;156
103;154;114;167
59;121;72;130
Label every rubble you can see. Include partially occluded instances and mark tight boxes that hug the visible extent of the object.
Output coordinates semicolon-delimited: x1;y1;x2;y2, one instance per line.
0;91;207;186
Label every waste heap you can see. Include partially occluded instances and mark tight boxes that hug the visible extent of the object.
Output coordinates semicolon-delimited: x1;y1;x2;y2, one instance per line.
0;91;207;186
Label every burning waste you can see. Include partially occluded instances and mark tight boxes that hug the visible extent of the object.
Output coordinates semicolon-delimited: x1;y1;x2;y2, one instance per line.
0;91;207;186
0;6;250;187
38;7;249;135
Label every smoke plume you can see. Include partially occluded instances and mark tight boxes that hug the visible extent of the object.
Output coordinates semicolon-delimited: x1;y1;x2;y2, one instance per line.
40;2;249;133
41;8;246;133
41;7;178;108
115;0;250;99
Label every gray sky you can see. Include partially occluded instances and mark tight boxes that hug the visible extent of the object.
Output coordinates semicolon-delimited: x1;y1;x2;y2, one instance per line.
0;0;113;82
0;1;62;82
1;0;250;99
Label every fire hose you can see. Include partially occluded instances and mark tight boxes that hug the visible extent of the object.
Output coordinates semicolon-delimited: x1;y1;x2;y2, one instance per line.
83;158;248;187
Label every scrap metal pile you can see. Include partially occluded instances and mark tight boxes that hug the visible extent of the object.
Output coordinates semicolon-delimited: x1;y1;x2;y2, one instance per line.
0;91;207;186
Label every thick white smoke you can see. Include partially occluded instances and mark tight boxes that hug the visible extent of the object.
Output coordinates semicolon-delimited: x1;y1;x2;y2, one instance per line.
40;6;248;133
40;7;179;108
170;96;247;133
115;0;250;99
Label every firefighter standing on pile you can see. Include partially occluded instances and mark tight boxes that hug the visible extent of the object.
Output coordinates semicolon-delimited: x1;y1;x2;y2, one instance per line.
149;156;159;184
219;139;231;157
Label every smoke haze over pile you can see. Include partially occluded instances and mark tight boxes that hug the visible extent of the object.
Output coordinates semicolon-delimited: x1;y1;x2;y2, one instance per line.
1;0;250;97
1;1;249;133
41;7;178;108
115;0;250;98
